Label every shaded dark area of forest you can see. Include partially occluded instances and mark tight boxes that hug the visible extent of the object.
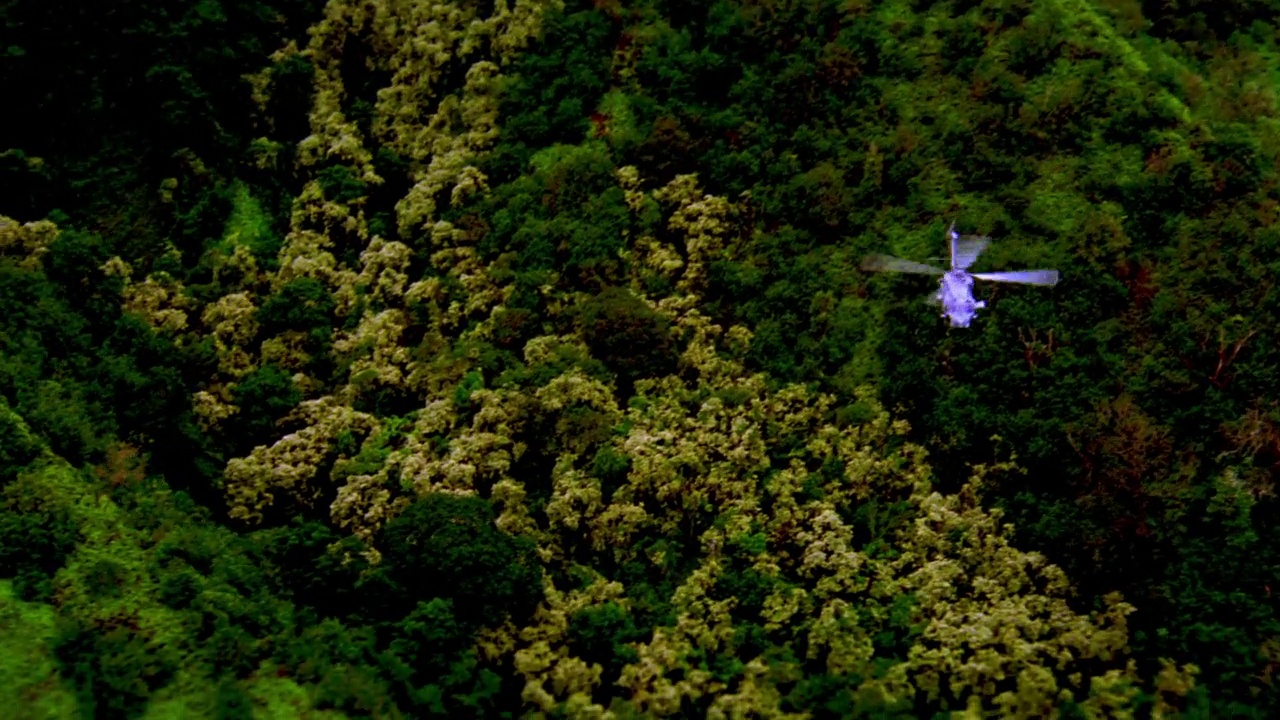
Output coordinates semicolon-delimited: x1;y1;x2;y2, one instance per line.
2;0;1280;717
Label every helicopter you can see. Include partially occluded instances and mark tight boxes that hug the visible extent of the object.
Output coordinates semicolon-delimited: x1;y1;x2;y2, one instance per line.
861;223;1059;327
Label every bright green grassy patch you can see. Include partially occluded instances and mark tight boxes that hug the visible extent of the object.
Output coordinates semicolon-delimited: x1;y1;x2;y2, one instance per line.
594;90;644;149
214;180;283;266
0;580;79;720
242;668;351;720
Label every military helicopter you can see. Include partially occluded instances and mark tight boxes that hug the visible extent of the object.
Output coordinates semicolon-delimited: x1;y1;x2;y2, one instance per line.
861;223;1059;327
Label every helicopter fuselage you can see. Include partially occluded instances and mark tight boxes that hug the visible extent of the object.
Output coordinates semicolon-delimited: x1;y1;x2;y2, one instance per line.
935;269;986;328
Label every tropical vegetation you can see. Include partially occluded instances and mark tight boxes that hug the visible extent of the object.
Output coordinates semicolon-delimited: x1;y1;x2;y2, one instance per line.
1;0;1279;716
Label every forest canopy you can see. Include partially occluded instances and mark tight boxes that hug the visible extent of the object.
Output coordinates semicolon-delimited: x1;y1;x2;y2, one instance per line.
1;0;1279;717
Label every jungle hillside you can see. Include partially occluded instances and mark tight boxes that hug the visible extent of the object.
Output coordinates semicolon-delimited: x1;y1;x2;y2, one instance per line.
2;0;1279;717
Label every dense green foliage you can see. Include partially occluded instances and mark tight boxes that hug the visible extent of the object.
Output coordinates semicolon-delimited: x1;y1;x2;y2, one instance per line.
374;493;544;623
2;0;1280;716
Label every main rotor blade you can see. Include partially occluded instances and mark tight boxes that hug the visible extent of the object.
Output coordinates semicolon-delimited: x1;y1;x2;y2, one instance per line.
951;236;990;271
862;254;945;275
972;270;1060;286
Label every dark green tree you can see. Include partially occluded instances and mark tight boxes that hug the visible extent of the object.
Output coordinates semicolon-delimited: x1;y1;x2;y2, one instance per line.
573;286;678;394
374;493;543;624
228;364;301;453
